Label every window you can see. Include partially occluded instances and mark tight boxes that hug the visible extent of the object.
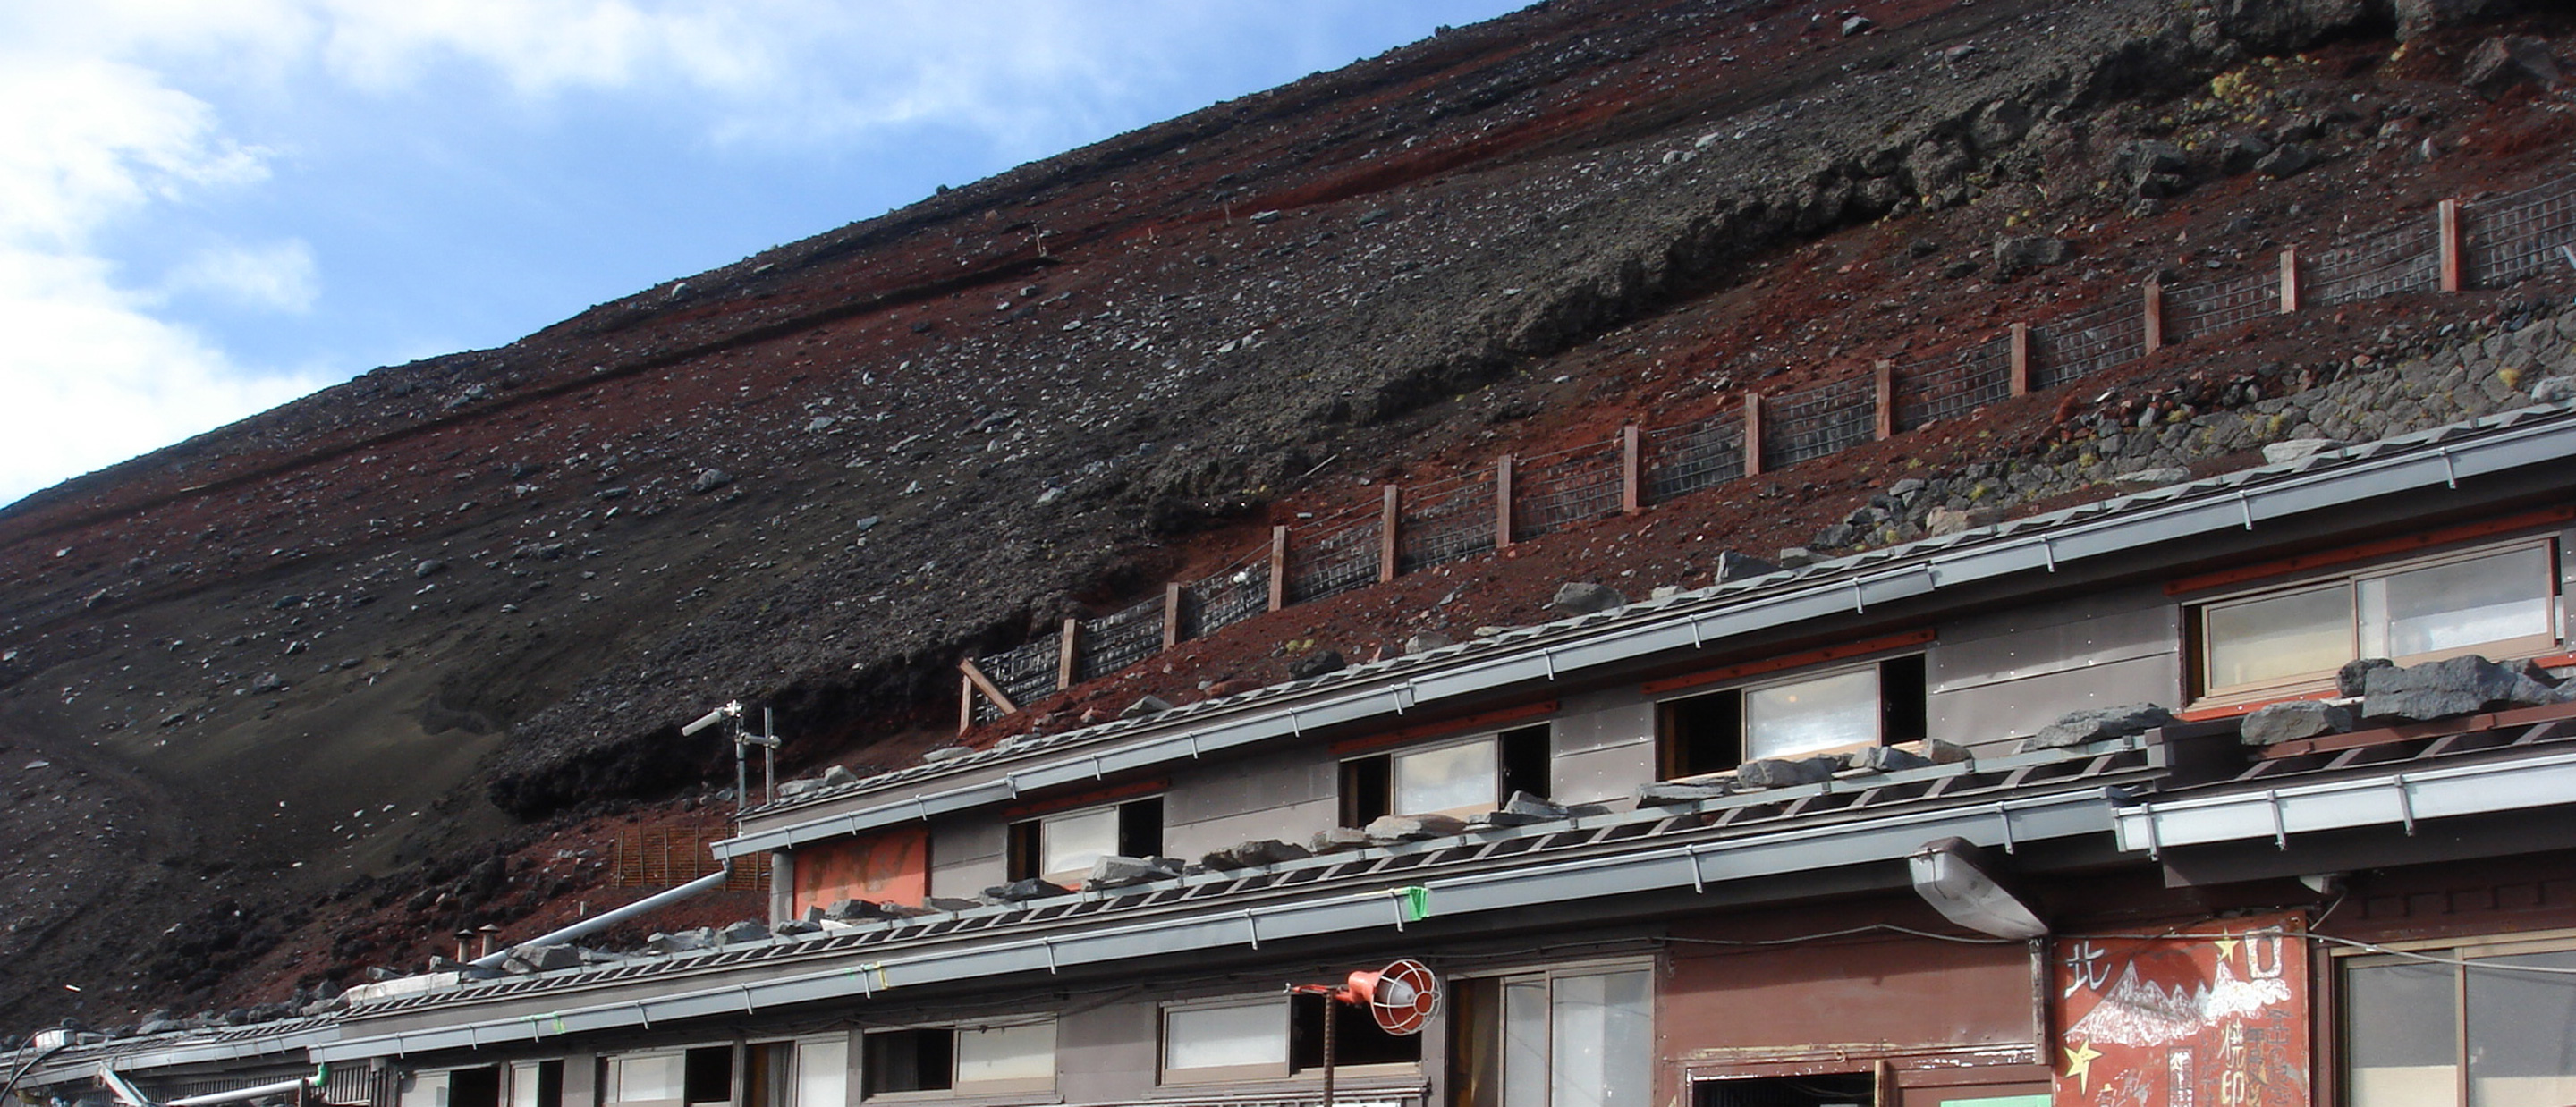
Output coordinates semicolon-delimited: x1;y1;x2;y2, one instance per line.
1007;799;1161;884
748;1041;843;1107
602;1052;725;1107
1291;991;1424;1069
863;1022;1054;1097
1164;998;1288;1083
683;1048;733;1107
1657;655;1927;778
509;1062;563;1107
1451;966;1653;1107
2343;939;2576;1107
1693;1075;1875;1107
2197;539;2561;704
1343;725;1552;826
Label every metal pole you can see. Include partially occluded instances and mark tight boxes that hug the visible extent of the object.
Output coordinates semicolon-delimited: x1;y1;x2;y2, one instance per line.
763;709;777;805
1321;992;1336;1107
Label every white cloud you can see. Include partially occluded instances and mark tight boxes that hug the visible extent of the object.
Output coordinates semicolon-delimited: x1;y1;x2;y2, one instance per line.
163;239;320;314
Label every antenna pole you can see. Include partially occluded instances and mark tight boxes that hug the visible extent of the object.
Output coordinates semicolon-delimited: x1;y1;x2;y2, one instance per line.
733;711;749;815
763;708;778;805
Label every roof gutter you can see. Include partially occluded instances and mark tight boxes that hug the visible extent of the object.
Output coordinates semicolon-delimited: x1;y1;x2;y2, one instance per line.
2112;748;2576;858
319;787;2113;1061
719;408;2576;861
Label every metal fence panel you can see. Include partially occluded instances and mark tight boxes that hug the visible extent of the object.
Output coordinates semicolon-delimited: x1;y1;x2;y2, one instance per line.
1399;472;1497;572
1894;335;2012;431
2029;296;2140;389
1513;438;1623;540
2309;222;2438;306
1183;545;1272;641
974;633;1062;723
2466;174;2576;287
1763;373;1875;469
1076;596;1165;683
2164;269;2277;344
1285;512;1379;604
1640;408;1744;503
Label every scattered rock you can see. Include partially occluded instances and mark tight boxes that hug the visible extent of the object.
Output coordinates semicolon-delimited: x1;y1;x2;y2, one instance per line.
1735;756;1842;789
1287;650;1346;680
921;745;973;763
2241;700;2356;746
2530;376;2576;403
413;559;448;579
1203;838;1312;869
2113;467;2191;487
1711;551;1779;582
1839;14;1873;35
1968;99;2030;152
1636;780;1732;806
2261;438;2343;465
508;944;583;972
1845;745;1934;773
250;673;285;694
1552;581;1628;615
1088;854;1183;888
647;928;715;954
2462;35;2564;100
1925;506;2005;536
982;878;1074;902
2362;655;2562;723
821;899;888;921
1364;813;1468;843
2025;704;2178;749
1121;695;1174;719
1993;236;2072;276
2337;657;2396;697
1403;631;1455;655
1308;826;1371;855
2254;142;2317;179
691;469;733;494
772;919;821;936
1775;547;1818;568
821;765;858;786
2219;134;2275;175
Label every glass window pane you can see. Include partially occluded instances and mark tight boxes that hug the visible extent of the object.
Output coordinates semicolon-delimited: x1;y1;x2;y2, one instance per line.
1549;970;1652;1107
401;1073;450;1107
2347;961;2459;1107
510;1066;543;1107
614;1058;682;1104
1395;741;1497;814
2469;950;2576;1107
1165;1001;1283;1071
1503;980;1549;1107
1041;807;1119;883
1745;668;1877;760
795;1039;846;1107
956;1023;1054;1085
2205;586;2354;689
2365;546;2555;660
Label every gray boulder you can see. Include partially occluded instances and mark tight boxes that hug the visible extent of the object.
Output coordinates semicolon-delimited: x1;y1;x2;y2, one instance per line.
2027;704;2179;749
2262;438;2343;465
647;928;714;954
1552;582;1629;615
1404;631;1456;654
821;765;859;786
1993;236;2072;276
1121;695;1174;719
1087;854;1183;889
1712;551;1780;583
821;898;888;921
981;878;1075;903
691;468;733;494
2241;700;2356;746
1637;781;1733;806
1736;756;1843;789
716;919;770;944
1287;650;1346;680
2531;376;2576;404
2462;35;2563;99
2338;657;2396;697
1308;826;1370;855
1365;813;1469;844
2362;655;2560;723
1203;838;1311;870
1845;745;1934;773
2255;142;2317;180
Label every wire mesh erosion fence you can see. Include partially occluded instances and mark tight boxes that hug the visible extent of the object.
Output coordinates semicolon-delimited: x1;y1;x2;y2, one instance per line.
961;179;2576;728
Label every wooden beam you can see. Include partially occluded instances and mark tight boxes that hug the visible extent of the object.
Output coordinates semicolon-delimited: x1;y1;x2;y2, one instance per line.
959;672;975;734
2007;323;2031;396
2142;279;2165;355
959;657;1019;716
2279;247;2301;314
1056;617;1080;690
1379;484;1401;583
1620;424;1643;514
1162;582;1184;649
2437;198;2463;292
1872;360;1894;441
1495;453;1518;548
1267;525;1288;612
1741;393;1766;477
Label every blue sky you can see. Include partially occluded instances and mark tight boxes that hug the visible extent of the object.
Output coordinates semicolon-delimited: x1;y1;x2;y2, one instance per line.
0;1;1528;509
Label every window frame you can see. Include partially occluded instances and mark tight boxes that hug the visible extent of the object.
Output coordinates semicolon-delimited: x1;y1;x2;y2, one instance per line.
599;1052;690;1107
1159;994;1292;1086
2189;537;2564;708
860;1018;1057;1101
1339;724;1553;827
1653;652;1928;779
1448;957;1657;1107
1005;798;1162;886
2335;928;2576;1107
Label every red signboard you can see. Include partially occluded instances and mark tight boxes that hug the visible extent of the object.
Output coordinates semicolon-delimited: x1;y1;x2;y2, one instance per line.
2053;913;2309;1107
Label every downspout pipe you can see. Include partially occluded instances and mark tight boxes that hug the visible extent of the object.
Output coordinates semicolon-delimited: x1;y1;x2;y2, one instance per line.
470;862;735;968
168;1075;322;1107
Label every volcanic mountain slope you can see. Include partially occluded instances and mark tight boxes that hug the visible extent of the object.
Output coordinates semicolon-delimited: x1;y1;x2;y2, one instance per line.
4;0;2573;1029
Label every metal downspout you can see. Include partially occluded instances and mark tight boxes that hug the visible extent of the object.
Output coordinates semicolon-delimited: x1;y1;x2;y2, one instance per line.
470;861;734;968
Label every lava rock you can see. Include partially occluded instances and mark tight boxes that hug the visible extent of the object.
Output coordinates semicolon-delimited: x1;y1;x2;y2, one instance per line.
1993;236;2072;276
1636;781;1731;806
1287;651;1345;680
2219;134;2275;175
1087;854;1183;889
1925;506;2004;536
821;765;859;786
2254;142;2317;179
1121;695;1174;719
2026;704;2179;749
1404;631;1456;654
821;898;888;921
1735;756;1842;789
2337;657;2396;697
717;919;769;944
647;928;714;954
1308;827;1370;855
2261;438;2343;465
2361;655;2562;723
2531;376;2576;403
1365;813;1468;843
1202;838;1311;870
1552;581;1629;615
691;468;733;494
414;559;448;579
1711;551;1779;582
2241;700;2357;746
981;878;1074;902
2462;35;2564;100
1845;745;1934;773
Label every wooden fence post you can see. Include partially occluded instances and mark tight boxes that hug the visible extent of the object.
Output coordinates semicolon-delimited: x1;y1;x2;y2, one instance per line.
1873;361;1895;441
959;672;975;734
1056;617;1080;690
1162;582;1184;649
1620;425;1643;514
1742;393;1767;477
1379;485;1401;583
2143;279;2165;355
2279;248;2301;314
1495;454;1518;549
1268;525;1289;612
2437;198;2463;292
2008;323;2031;396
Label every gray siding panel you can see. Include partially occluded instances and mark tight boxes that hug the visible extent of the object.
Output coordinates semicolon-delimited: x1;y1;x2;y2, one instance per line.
1929;653;2181;751
929;818;1006;900
1057;997;1160;1104
1928;583;2181;748
1163;747;1335;859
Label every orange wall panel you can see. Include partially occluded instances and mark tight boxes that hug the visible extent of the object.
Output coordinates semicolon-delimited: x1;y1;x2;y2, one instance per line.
792;826;929;913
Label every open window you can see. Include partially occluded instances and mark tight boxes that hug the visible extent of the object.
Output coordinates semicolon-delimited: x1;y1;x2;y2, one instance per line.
1449;964;1653;1107
402;1069;501;1107
1342;724;1552;826
1657;655;1928;777
2192;538;2562;706
1006;799;1161;884
507;1061;563;1107
863;1022;1054;1098
2343;935;2576;1107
